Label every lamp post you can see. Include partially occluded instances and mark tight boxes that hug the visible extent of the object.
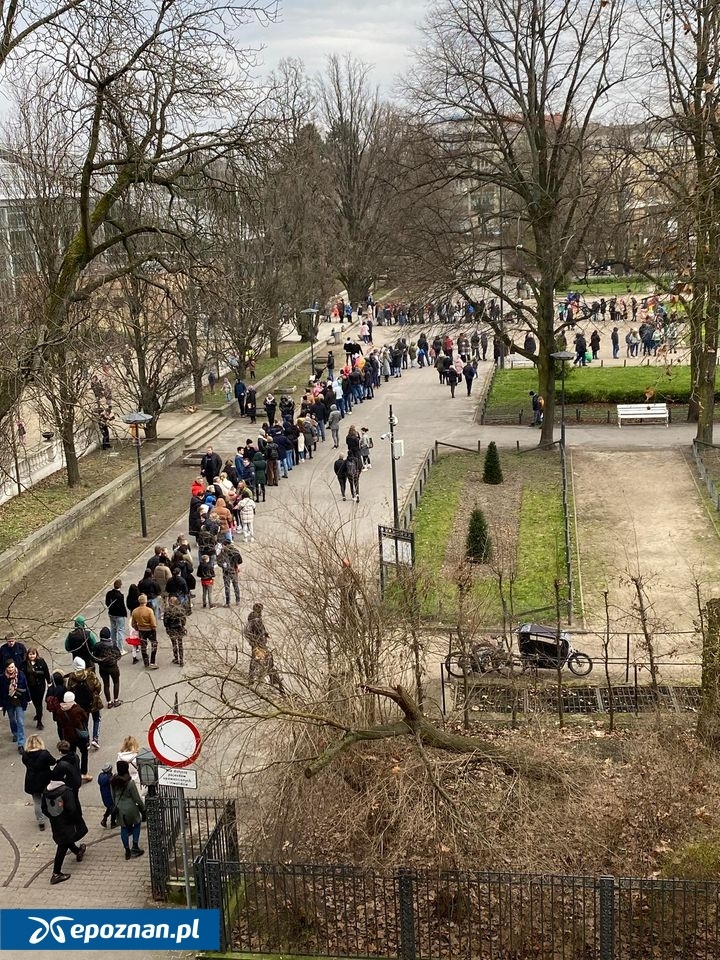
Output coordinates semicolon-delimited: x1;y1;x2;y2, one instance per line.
301;306;320;380
122;412;153;537
550;351;575;446
388;404;400;529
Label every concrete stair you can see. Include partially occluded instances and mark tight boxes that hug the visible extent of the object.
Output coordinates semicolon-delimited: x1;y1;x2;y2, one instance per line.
160;410;235;466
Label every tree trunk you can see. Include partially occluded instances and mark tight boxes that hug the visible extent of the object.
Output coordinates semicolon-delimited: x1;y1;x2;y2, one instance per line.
62;428;80;487
143;420;158;442
537;282;557;445
192;370;204;406
305;684;564;783
269;331;279;358
698;598;720;748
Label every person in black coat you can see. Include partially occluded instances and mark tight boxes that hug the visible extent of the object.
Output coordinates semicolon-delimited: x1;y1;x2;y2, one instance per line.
24;648;51;730
45;672;67;741
23;735;57;830
41;776;87;884
245;388;257;424
200;446;222;485
188;494;204;542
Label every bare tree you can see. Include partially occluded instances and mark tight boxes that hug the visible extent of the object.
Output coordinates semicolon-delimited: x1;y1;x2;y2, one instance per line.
0;0;278;442
409;0;631;443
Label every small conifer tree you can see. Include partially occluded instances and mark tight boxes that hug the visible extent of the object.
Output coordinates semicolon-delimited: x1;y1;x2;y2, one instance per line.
466;506;492;563
483;441;503;484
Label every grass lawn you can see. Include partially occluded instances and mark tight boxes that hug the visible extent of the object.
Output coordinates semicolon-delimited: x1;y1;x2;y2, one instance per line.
411;450;574;622
569;277;656;296
199;342;310;408
0;445;144;552
484;365;706;423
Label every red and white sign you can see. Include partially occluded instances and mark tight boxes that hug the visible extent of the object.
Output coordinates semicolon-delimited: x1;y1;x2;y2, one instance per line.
148;714;202;768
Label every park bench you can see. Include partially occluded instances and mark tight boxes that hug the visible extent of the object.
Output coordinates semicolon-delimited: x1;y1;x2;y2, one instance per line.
508;356;535;369
616;403;669;427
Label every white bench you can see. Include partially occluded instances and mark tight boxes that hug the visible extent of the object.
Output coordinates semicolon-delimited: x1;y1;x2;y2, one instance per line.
617;403;669;427
508;356;535;369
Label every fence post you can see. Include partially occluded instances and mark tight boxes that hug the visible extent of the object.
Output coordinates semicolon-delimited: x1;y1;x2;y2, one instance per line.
397;867;417;960
145;795;168;901
598;876;615;960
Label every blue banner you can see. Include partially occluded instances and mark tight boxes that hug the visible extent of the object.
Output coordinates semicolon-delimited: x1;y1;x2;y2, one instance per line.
0;909;220;951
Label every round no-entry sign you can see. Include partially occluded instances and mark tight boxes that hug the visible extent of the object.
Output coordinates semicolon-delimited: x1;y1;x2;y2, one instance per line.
148;714;202;768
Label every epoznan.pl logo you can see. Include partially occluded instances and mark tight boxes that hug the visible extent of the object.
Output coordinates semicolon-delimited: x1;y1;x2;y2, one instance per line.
0;909;220;951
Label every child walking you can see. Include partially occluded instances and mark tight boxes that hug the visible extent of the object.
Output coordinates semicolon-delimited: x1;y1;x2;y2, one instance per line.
99;763;118;828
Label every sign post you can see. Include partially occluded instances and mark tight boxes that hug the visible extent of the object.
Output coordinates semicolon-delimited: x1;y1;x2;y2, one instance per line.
148;715;202;909
378;525;415;595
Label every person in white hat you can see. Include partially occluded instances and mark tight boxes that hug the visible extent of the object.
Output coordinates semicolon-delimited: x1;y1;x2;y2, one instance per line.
55;692;92;782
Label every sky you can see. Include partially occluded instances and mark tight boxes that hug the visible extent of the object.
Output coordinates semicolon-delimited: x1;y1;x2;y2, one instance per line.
242;0;430;94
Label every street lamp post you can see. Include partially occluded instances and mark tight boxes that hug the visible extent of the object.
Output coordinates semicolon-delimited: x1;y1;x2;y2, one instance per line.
122;412;153;537
389;404;400;529
551;351;575;446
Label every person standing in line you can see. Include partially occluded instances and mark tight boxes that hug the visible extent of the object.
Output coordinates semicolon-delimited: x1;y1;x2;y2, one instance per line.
22;735;56;831
239;493;257;543
0;660;29;752
360;427;373;470
111;759;146;860
104;579;128;653
611;326;620;359
197;554;215;609
218;541;243;607
0;633;27;670
24;648;51;730
130;594;159;671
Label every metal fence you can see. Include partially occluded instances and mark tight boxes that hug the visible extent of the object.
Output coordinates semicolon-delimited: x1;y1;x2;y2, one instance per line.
146;789;237;900
190;861;720;958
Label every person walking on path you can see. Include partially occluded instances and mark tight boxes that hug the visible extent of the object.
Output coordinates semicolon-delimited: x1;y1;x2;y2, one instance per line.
54;691;92;782
462;361;477;396
112;759;146;860
200;445;222;486
218;541;242;607
0;660;29;752
446;365;460;398
105;579;128;652
327;404;342;448
246;604;286;695
64;616;98;670
334;454;349;500
42;776;88;884
22;734;56;831
130;594;159;670
66;657;103;749
163;597;187;666
24;648;51;731
95;627;122;708
0;634;27;670
98;763;118;828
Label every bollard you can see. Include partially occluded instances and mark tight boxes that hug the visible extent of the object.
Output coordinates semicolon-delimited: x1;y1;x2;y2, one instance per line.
576;408;581;422
624;359;627;367
516;439;520;452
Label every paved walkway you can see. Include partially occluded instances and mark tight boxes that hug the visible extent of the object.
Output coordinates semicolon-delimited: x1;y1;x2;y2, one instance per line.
0;321;707;957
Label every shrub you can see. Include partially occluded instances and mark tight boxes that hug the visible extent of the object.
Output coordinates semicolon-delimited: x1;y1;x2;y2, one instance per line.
466;506;492;563
483;442;503;484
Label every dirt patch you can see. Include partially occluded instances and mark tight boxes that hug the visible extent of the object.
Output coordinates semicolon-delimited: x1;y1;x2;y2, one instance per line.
572;448;720;639
0;461;196;646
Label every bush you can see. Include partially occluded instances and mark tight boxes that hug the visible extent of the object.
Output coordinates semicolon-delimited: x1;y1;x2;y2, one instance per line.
466;506;492;563
483;442;503;484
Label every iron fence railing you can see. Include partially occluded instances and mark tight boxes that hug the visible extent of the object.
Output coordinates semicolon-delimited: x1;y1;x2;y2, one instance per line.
190;860;720;958
146;789;237;900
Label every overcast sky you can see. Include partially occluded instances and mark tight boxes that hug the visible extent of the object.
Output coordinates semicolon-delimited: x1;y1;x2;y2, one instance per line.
244;0;430;93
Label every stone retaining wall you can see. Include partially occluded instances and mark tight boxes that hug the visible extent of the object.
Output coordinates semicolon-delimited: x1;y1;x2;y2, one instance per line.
1;436;184;589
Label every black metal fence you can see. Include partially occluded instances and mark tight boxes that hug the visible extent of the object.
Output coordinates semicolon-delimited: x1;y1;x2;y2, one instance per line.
146;789;237;900
191;860;720;958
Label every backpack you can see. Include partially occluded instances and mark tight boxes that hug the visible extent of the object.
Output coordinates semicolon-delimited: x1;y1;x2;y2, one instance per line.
70;676;93;712
44;786;69;818
267;442;279;461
